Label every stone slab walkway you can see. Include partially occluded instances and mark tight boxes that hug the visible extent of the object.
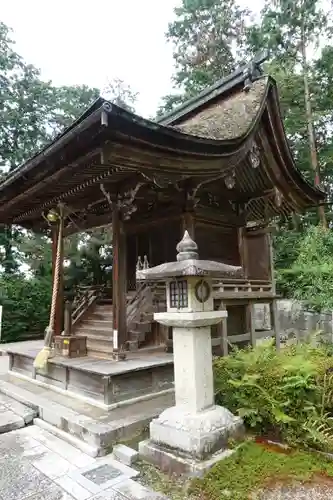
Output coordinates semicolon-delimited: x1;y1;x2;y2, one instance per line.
0;425;168;499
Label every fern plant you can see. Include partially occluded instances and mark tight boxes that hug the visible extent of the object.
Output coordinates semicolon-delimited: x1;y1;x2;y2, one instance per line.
213;336;333;451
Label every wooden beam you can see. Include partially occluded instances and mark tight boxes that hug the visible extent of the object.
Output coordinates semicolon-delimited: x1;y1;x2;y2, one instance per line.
0;149;104;218
112;205;127;352
195;207;244;227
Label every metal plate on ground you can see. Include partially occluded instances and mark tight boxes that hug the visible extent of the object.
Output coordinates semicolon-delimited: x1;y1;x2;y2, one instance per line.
82;464;122;485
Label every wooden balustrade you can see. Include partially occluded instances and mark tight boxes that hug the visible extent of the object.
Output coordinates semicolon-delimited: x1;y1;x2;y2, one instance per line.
136;278;274;301
212;279;274;299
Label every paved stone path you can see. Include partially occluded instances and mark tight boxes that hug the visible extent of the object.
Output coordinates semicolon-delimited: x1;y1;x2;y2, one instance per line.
0;424;168;499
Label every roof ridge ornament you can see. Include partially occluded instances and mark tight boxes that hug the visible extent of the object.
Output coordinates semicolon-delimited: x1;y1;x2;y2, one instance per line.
243;50;269;92
176;231;199;261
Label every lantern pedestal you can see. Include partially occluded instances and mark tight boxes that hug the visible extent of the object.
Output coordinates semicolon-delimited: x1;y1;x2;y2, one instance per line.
139;312;244;477
137;231;244;476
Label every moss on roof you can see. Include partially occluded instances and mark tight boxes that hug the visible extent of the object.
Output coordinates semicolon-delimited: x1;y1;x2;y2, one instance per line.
174;78;268;140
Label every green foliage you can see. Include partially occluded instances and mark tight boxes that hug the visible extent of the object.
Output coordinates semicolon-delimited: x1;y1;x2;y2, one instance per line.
275;226;333;310
64;229;113;297
158;0;249;113
103;78;138;112
0;20;137;315
213;339;333;451
190;440;333;500
0;274;51;342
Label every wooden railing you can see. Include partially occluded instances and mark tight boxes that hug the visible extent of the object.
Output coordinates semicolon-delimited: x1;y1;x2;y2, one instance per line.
212;279;274;298
62;285;106;335
127;282;155;331
135;279;274;305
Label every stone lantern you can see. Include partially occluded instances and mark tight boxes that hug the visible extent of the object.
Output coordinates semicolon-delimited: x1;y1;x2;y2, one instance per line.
137;231;244;476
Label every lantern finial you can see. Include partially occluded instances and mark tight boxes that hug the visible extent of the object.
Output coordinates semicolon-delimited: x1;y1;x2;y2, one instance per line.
176;230;199;261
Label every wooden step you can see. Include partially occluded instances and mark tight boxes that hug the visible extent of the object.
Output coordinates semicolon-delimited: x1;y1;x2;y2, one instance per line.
131;321;152;334
93;307;113;314
97;299;112;305
85;349;113;359
140;313;154;322
86;338;113;351
90;312;113;321
84;337;114;355
129;330;146;343
76;328;113;338
83;319;113;328
82;334;114;343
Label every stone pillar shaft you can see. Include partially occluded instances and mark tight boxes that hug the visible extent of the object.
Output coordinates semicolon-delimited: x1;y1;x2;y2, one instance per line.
173;326;214;413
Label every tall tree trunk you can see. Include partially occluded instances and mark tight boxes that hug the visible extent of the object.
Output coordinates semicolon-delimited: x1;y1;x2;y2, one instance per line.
300;21;327;228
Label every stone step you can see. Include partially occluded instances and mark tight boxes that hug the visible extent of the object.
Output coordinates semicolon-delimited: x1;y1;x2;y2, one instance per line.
0;373;174;456
0;391;37;433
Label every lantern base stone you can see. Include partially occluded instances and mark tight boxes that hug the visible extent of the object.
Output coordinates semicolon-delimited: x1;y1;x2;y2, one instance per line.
139;439;236;477
139;404;244;476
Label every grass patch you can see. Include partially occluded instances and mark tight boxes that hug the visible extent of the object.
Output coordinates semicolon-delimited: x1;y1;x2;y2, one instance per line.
136;460;198;500
190;440;333;499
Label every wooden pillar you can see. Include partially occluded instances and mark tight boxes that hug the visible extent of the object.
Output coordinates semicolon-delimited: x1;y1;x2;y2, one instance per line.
218;301;228;357
270;299;280;350
63;301;72;336
267;231;275;293
112;205;127;352
51;224;64;337
182;212;195;239
238;227;248;277
247;302;256;347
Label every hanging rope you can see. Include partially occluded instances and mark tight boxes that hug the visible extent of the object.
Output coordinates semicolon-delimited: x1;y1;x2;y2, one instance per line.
48;209;64;332
34;204;64;370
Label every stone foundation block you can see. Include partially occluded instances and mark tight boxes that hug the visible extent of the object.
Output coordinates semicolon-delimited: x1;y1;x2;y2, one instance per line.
149;404;243;460
113;444;139;466
139;439;235;477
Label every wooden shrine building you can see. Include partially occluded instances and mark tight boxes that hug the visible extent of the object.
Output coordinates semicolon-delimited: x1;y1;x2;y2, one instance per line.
0;57;325;359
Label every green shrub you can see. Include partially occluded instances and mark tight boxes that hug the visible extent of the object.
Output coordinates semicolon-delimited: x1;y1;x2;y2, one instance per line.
275;226;333;311
0;274;51;342
213;338;333;451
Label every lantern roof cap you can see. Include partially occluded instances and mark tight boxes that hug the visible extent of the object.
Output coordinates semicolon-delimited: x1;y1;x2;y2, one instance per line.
136;231;243;281
176;231;199;261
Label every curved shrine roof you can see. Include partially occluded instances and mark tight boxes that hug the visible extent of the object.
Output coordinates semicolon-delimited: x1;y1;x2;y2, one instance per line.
0;60;325;232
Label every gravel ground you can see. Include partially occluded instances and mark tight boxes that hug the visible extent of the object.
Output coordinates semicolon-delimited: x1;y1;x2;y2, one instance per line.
257;481;333;500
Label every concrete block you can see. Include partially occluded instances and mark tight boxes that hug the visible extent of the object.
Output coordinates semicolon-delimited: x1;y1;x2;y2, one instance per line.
113;444;139;466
